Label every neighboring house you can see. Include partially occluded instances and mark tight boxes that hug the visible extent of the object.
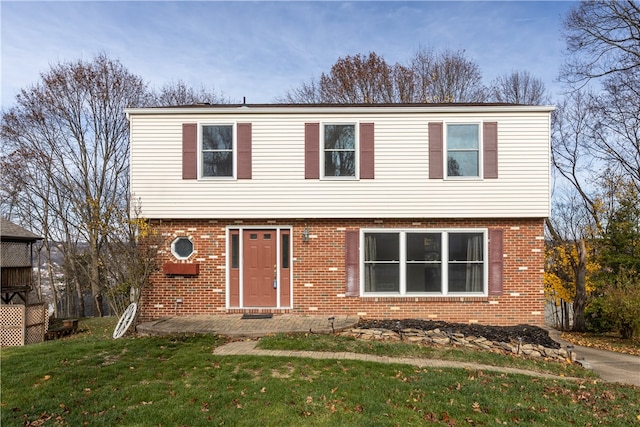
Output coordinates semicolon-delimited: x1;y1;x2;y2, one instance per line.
126;103;553;326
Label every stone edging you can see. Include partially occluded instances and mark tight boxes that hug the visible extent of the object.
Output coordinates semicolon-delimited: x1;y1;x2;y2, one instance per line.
340;327;573;362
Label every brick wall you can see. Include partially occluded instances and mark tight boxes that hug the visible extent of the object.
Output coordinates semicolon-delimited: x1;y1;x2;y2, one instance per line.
139;218;545;326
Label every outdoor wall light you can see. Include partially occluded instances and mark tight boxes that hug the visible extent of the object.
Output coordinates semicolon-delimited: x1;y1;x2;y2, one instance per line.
302;227;310;242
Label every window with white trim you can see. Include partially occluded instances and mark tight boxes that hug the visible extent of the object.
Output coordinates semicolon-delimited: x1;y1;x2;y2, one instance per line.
171;237;194;260
447;124;480;177
202;124;234;177
323;124;356;177
363;229;486;295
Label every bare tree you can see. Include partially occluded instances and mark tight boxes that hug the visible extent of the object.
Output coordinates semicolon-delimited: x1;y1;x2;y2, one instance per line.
407;47;436;103
151;79;230;106
1;54;147;316
552;1;640;330
278;48;487;104
561;0;640;86
489;70;550;104
318;52;396;103
589;69;640;191
279;80;322;104
549;90;605;331
425;49;487;103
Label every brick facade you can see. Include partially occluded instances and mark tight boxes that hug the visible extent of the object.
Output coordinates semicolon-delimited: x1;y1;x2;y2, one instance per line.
139;218;545;326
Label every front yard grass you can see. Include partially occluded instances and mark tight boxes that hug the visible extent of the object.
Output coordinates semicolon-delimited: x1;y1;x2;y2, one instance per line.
1;318;639;426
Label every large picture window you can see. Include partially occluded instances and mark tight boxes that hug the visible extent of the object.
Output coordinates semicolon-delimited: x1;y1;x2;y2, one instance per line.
363;229;486;295
447;124;479;177
324;124;356;177
202;124;233;177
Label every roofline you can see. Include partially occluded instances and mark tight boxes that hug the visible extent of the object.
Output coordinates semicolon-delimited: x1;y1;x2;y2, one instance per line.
125;103;556;117
0;218;43;241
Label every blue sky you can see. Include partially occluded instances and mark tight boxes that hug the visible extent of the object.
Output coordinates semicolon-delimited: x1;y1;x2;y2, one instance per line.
1;1;576;107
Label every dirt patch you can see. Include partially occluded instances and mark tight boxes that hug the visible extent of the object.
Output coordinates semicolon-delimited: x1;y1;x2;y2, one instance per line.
356;319;560;349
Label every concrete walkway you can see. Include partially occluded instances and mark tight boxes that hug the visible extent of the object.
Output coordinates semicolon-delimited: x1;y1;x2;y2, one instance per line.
137;315;640;387
547;329;640;387
212;339;584;382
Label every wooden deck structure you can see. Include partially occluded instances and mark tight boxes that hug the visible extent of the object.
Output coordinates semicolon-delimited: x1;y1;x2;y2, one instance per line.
1;218;47;346
1;218;42;304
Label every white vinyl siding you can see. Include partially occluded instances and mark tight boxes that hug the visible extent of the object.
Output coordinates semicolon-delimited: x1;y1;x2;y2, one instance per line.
128;106;552;219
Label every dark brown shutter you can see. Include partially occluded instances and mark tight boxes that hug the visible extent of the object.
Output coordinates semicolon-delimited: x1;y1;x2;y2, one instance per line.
182;123;197;179
483;122;498;179
488;228;504;295
359;123;375;179
428;122;443;179
345;230;360;297
237;123;252;179
305;123;320;179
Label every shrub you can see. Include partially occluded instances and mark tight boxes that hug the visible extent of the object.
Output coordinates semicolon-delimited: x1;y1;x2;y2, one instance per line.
590;269;640;339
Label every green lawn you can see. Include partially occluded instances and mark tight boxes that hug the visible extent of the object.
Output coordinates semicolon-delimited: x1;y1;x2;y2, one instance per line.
2;318;639;426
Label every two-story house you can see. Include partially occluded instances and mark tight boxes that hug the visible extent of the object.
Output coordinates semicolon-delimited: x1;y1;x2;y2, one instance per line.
126;103;553;326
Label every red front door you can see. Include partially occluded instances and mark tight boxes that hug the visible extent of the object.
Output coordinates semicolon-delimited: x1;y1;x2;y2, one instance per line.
243;230;277;307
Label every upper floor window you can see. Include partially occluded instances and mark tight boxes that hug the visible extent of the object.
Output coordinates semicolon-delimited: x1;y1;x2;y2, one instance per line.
323;124;356;178
202;124;233;177
447;124;479;177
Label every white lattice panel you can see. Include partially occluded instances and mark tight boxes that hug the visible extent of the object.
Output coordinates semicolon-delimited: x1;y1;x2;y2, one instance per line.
1;305;25;346
1;305;24;326
1;328;24;346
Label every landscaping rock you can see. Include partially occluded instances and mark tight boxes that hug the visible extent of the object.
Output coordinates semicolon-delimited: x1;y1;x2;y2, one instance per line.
341;319;568;362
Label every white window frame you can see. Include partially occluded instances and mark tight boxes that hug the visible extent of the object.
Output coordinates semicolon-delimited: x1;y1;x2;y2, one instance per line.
171;236;195;260
199;122;236;179
321;122;359;180
360;228;488;296
444;122;483;180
